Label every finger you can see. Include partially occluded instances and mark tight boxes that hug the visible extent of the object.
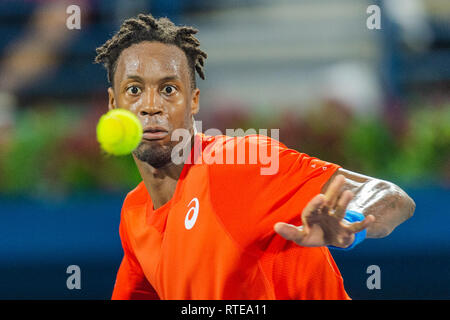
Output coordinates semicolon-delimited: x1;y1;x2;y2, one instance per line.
274;222;307;242
302;194;326;232
347;214;376;233
324;174;345;208
303;194;326;215
333;190;354;219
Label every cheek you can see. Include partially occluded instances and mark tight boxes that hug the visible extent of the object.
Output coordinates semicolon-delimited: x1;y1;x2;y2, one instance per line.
167;96;190;127
116;94;141;113
128;102;143;115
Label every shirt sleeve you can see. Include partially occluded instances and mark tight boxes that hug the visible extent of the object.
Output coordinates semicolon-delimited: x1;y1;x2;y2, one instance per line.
208;134;341;256
111;209;160;300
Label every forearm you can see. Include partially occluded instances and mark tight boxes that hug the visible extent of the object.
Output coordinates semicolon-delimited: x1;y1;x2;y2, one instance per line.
347;179;415;238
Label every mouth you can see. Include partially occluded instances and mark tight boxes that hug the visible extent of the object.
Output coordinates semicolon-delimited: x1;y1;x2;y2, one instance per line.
142;126;169;141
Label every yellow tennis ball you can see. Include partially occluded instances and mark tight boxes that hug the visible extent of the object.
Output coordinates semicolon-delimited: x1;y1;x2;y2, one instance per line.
96;109;143;156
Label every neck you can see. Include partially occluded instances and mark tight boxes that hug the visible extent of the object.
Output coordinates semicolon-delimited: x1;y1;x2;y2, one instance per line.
134;155;184;210
133;132;196;210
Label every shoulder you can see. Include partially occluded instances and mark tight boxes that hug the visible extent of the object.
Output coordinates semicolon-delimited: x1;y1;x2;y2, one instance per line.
203;133;285;152
118;182;149;239
121;181;148;214
202;133;287;167
203;133;317;177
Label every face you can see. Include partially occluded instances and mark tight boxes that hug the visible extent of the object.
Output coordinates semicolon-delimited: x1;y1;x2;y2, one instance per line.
108;41;200;168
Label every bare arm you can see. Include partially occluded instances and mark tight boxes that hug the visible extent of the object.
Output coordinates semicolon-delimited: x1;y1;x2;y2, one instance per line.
321;168;416;238
274;168;416;248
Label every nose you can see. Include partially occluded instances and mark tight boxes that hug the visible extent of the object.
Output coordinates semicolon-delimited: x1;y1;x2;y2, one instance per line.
139;88;162;116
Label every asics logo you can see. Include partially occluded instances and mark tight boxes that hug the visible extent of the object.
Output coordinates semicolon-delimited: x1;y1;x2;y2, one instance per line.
185;198;199;230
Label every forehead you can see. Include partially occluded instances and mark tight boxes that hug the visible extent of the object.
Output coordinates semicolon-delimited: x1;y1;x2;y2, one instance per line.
114;41;189;84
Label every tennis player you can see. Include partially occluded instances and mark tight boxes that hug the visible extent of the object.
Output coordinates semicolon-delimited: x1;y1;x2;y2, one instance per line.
95;14;415;300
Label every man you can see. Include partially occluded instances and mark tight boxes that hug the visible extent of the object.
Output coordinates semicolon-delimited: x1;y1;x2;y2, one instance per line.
95;14;415;300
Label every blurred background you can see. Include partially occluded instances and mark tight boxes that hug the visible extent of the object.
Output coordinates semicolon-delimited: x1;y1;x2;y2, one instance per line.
0;0;449;299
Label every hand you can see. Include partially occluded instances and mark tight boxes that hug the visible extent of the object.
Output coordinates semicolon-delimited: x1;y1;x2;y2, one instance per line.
274;175;375;248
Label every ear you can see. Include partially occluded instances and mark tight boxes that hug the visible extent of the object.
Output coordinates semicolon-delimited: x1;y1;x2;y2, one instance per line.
107;87;116;111
190;88;200;116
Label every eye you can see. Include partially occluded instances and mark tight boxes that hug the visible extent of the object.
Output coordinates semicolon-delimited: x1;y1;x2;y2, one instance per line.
126;86;141;95
162;85;176;95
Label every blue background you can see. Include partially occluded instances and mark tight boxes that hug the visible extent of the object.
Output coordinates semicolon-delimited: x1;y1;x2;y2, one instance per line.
0;187;448;299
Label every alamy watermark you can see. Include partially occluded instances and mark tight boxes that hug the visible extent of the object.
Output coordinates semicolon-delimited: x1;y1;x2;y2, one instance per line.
366;264;381;289
366;5;381;30
170;121;280;176
66;5;81;30
66;265;81;290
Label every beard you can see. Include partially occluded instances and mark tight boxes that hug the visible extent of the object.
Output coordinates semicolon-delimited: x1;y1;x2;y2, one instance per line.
132;142;173;168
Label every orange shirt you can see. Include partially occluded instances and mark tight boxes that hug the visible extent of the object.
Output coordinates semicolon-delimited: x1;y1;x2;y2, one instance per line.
112;133;350;300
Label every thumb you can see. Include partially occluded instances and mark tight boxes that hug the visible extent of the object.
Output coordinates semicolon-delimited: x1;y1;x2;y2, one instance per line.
274;222;307;243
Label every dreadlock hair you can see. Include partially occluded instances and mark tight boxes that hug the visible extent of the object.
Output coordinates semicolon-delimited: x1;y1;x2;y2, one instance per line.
95;13;207;90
